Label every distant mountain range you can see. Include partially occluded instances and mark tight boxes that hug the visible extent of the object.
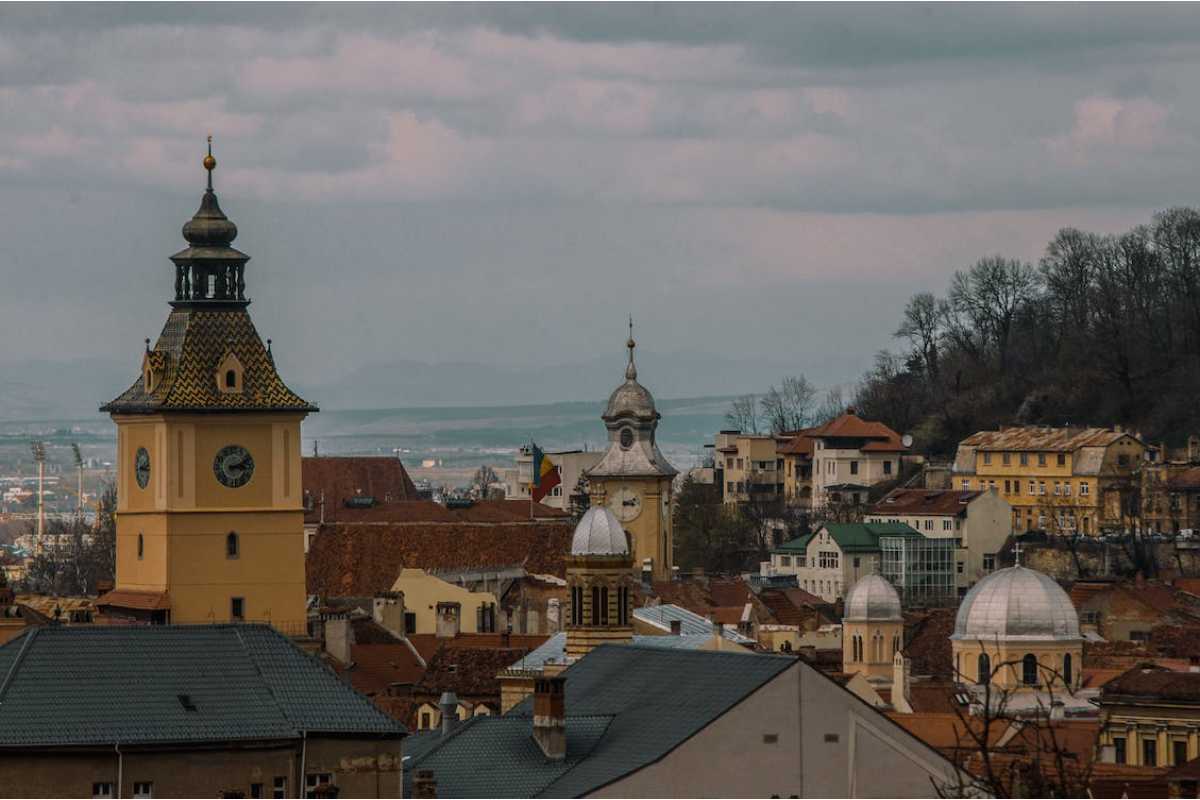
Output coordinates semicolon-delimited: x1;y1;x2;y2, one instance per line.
0;350;869;421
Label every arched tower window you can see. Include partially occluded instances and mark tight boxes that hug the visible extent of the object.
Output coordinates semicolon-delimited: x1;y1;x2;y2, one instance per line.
137;533;144;560
216;352;243;395
1022;653;1038;686
226;531;239;559
1063;653;1073;685
570;585;584;626
977;653;991;685
617;585;630;625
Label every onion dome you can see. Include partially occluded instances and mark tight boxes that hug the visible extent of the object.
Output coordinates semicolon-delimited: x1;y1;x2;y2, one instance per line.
571;507;629;557
181;136;238;248
951;566;1081;642
843;575;902;622
602;322;658;421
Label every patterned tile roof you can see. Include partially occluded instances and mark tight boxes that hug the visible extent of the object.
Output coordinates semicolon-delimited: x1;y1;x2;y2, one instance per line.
0;624;404;747
102;308;315;414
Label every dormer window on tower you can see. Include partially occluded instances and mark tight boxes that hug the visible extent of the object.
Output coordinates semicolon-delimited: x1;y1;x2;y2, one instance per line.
216;352;244;395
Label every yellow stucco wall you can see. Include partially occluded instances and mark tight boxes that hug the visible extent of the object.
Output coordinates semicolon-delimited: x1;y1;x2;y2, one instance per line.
588;477;674;580
113;412;308;629
389;568;499;634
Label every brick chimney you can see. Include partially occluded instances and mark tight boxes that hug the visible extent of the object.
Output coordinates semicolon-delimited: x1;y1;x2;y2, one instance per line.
532;676;566;760
324;617;354;665
412;769;437;799
372;592;405;638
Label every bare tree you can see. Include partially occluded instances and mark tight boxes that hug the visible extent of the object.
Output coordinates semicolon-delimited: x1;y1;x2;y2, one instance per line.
896;291;942;381
471;465;500;500
761;375;817;435
813;386;846;425
725;394;760;434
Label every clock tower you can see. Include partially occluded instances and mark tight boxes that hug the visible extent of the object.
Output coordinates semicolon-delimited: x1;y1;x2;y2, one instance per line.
98;141;316;631
585;323;677;581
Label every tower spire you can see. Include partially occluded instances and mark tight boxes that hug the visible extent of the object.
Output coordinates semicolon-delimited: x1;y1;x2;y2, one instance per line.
625;315;637;381
204;134;216;192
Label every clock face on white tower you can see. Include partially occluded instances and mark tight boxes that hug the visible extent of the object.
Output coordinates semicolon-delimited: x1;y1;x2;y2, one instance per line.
610;486;643;522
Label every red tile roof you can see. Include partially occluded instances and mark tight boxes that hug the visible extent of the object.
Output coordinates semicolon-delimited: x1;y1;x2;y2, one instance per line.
902;608;956;678
306;520;575;596
302;456;418;523
1101;663;1200;702
809;410;906;451
95;589;171;611
777;429;818;456
960;426;1133;453
870;489;980;517
316;499;567;525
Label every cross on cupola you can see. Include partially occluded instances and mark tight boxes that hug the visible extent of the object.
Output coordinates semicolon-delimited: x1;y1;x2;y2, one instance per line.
170;136;250;307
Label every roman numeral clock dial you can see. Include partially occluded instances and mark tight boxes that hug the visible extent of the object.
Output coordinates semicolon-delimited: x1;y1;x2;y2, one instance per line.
213;444;255;488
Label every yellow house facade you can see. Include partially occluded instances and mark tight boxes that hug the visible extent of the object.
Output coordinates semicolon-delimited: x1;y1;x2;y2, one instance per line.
99;147;315;632
390;568;500;636
952;426;1145;535
713;433;787;505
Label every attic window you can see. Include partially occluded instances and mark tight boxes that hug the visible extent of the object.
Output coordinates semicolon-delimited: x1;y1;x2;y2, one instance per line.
216;352;244;395
178;694;198;712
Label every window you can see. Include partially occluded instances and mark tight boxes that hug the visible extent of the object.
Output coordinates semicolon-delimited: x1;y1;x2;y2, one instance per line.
1038;453;1047;466
1063;653;1072;685
1064;483;1072;497
305;774;334;799
1119;454;1130;467
1002;452;1011;465
883;460;893;475
591;586;601;625
1175;740;1189;766
726;481;734;493
478;602;497;633
818;551;839;569
93;784;115;799
571;586;584;626
1057;453;1066;467
420;711;431;729
1004;479;1011;493
726;458;733;469
1020;452;1029;466
138;533;144;559
617;586;630;625
1028;480;1036;495
1144;738;1158;767
405;612;417;634
983;452;992;465
1080;482;1090;496
251;785;264;799
1113;737;1126;764
226;531;239;558
1039;481;1046;496
925;520;933;530
957;561;964;574
977;653;990;684
962;480;971;490
133;783;153;799
737;458;744;469
943;520;952;531
231;596;245;621
1022;653;1038;685
1053;482;1061;496
1013;481;1020;495
850;460;859;475
853;557;860;568
273;777;288;799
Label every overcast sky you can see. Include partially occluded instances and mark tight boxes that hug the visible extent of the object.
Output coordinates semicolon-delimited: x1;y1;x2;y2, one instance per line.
2;3;1197;392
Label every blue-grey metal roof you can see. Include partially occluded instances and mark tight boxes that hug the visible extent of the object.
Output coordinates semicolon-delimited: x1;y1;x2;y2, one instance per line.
0;625;406;747
409;644;795;798
508;630;744;672
633;604;756;644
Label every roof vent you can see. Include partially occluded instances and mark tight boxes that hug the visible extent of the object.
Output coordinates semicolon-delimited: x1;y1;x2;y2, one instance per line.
177;694;198;712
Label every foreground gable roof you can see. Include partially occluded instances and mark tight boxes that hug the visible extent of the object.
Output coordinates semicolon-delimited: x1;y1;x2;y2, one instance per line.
0;624;405;747
408;645;795;797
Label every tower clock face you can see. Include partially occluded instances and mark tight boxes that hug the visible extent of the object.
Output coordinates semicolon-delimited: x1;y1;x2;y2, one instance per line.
213;444;255;488
134;447;151;490
610;486;642;522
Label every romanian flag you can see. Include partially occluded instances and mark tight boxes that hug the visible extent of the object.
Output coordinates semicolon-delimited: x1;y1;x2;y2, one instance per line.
530;443;561;503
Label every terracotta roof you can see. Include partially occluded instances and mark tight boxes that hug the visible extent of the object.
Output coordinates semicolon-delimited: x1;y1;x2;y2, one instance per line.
306;521;575;597
870;489;980;517
959;426;1134;453
757;588;829;627
777;429;818;456
102;308;315;414
340;642;427;696
709;606;745;625
317;499;568;525
415;645;531;699
303;457;418;520
903;608;956;678
708;579;755;608
1101;663;1200;702
1168;467;1200;490
906;681;961;714
802;412;905;452
94;589;170;611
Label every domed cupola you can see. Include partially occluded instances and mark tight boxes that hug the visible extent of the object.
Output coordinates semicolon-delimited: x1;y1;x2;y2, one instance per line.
571;507;629;557
951;566;1080;642
844;574;902;623
603;329;658;422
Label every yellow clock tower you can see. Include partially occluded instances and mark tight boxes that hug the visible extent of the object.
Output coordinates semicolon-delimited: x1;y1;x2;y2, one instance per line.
97;141;316;631
585;323;677;581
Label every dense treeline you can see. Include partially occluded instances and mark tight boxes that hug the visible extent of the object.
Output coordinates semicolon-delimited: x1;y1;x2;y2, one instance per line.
852;207;1200;455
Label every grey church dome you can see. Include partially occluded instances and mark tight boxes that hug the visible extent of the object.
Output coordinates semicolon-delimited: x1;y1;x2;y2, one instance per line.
951;566;1081;642
602;332;657;421
571;506;629;557
843;575;902;622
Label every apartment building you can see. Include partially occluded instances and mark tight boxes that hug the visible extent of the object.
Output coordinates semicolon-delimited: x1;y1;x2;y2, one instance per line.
713;431;786;504
952;426;1147;535
501;448;602;509
865;488;1011;591
765;521;924;602
779;429;818;508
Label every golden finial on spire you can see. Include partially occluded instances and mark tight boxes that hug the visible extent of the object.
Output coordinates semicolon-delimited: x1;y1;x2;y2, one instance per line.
203;135;216;192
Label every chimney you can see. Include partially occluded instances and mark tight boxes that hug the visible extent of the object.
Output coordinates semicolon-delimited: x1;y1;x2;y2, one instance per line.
546;598;561;632
532;676;566;760
439;691;460;736
891;652;913;714
324;617;354;665
412;770;437;799
372;592;405;638
1049;700;1065;721
641;558;653;584
670;620;682;635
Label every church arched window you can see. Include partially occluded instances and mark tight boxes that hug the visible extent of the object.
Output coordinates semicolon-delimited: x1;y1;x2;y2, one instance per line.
571;585;584;626
1022;653;1038;685
1063;653;1073;686
137;533;144;560
977;653;991;685
226;531;239;559
617;586;629;625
